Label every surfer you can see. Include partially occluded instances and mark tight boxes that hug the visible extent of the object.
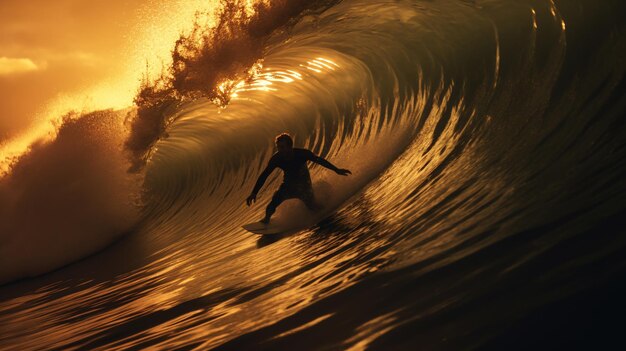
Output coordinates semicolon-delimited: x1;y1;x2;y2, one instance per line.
246;133;352;224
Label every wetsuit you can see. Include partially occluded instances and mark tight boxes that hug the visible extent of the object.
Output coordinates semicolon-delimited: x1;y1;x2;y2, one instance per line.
252;148;319;219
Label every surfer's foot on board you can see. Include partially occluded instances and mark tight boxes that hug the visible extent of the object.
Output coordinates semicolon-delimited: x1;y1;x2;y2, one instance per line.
260;217;270;225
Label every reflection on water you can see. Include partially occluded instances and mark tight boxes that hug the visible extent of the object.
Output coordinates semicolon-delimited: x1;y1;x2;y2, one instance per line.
2;0;626;349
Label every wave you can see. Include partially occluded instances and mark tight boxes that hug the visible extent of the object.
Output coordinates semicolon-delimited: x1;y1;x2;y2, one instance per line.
1;0;625;348
0;110;141;283
0;0;341;284
125;0;342;171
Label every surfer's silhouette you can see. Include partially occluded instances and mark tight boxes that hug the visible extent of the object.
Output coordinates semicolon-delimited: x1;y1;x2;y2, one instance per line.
246;133;352;224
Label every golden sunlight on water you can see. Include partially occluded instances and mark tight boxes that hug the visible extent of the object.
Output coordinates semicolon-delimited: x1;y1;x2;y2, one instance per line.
302;57;339;73
1;0;623;348
0;0;225;173
227;57;339;100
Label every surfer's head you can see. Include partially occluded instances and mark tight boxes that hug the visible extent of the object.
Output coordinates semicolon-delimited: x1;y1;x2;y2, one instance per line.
275;133;293;154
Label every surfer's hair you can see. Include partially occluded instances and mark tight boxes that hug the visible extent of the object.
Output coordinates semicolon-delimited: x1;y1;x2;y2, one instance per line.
275;133;293;147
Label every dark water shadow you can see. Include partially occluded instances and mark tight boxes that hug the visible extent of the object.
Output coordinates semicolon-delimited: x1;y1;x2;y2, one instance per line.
215;210;626;351
255;231;294;248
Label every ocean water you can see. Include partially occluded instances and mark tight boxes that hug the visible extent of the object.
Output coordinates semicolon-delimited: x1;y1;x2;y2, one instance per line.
1;0;625;349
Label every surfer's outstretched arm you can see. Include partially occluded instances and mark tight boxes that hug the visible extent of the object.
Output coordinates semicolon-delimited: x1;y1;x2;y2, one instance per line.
309;152;352;176
247;162;276;206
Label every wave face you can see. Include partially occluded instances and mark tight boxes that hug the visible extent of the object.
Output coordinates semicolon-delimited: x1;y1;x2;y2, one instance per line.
1;0;625;349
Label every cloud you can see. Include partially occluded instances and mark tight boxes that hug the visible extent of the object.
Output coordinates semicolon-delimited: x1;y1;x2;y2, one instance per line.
49;51;100;67
0;57;46;75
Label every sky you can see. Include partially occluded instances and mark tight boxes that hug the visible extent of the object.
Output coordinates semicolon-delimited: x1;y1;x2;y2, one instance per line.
0;0;215;142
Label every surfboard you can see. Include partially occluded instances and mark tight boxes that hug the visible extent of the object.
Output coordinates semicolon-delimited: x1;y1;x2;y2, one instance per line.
243;181;337;235
242;221;289;235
